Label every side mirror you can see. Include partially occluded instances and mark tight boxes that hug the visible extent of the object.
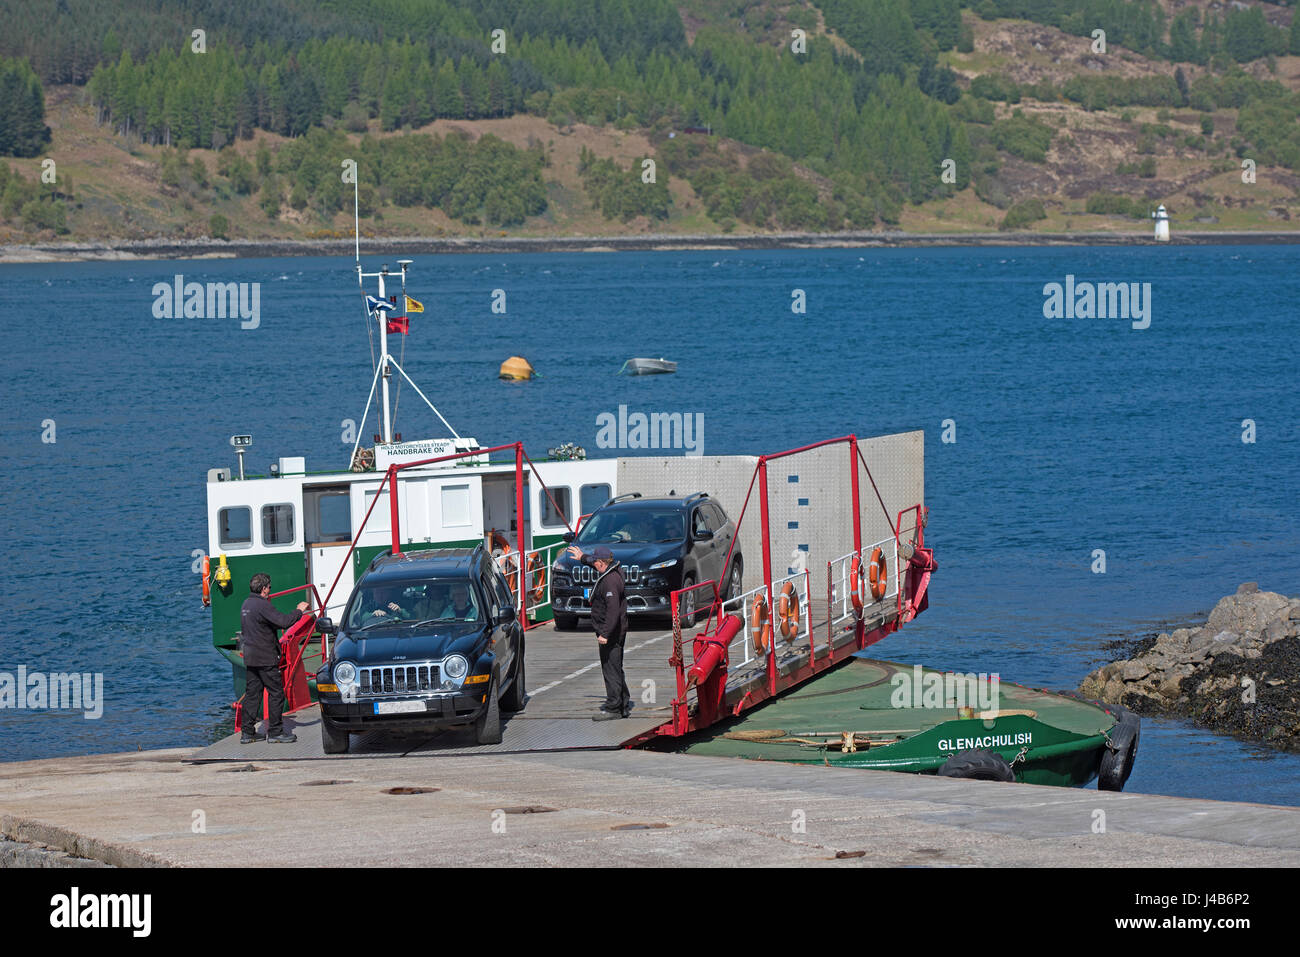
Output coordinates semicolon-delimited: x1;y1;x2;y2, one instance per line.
695;528;714;541
497;605;517;624
562;531;575;543
317;618;337;636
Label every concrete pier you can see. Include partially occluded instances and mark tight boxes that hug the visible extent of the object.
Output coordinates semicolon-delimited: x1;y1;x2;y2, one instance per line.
3;744;1299;867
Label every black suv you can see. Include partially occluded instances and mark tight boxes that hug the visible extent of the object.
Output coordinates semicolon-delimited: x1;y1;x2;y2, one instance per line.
550;492;742;629
315;545;525;753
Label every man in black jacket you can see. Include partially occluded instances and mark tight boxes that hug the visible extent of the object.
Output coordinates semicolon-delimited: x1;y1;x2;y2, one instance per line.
566;544;630;719
239;573;309;744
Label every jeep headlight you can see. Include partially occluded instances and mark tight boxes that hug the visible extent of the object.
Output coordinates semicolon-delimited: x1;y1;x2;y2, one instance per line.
443;654;469;681
649;558;678;570
334;661;357;685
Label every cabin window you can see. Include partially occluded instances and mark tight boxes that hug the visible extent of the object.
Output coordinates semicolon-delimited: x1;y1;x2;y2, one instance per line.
540;486;571;528
262;504;295;546
311;490;351;543
362;489;391;532
441;484;472;527
219;507;252;547
579;483;611;517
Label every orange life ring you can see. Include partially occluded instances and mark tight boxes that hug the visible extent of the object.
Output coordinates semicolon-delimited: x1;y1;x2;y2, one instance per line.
750;595;771;654
201;555;211;607
778;581;800;640
869;547;888;601
528;552;547;603
849;555;864;615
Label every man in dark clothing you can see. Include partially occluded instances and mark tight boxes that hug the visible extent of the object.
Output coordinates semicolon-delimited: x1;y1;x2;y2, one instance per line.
239;573;310;744
566;544;630;719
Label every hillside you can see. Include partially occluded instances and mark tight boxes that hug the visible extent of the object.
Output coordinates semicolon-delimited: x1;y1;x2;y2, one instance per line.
1;0;1298;248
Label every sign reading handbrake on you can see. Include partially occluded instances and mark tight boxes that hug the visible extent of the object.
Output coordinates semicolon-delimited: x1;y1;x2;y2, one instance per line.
374;438;485;469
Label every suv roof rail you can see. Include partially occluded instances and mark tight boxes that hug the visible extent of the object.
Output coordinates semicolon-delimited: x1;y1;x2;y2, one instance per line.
367;548;394;571
683;491;708;504
606;492;642;506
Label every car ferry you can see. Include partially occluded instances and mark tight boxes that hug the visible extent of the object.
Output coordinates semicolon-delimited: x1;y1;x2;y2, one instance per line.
202;237;951;754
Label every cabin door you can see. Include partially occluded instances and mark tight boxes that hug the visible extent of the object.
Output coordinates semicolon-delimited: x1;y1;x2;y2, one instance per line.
481;474;526;552
304;485;355;621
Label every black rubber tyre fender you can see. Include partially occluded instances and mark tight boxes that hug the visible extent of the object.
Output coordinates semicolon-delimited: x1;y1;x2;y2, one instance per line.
937;749;1016;782
1098;709;1140;792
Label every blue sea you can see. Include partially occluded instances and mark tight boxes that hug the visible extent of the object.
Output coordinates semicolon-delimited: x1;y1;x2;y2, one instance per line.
1;245;1297;805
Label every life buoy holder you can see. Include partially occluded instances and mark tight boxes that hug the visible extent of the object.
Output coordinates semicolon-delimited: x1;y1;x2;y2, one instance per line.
849;556;864;616
869;547;888;601
527;552;547;603
750;595;771;654
201;555;211;607
778;581;800;640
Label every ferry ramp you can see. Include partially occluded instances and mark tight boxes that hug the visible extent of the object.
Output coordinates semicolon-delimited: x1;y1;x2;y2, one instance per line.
191;619;684;761
193;590;883;763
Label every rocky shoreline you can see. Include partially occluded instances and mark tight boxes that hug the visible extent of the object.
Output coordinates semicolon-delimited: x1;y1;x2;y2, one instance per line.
1080;583;1300;751
4;229;1300;263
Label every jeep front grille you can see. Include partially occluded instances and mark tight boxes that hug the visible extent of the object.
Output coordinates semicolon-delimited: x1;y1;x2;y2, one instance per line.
359;663;441;696
571;564;642;584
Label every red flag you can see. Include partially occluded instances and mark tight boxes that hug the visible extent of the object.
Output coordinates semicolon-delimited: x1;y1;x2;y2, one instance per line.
386;315;409;335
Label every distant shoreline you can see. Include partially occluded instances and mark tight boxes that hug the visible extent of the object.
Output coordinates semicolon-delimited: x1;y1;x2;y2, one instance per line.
4;229;1300;263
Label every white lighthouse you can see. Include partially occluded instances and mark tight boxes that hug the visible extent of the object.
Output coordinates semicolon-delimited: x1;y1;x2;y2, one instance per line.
1152;204;1170;242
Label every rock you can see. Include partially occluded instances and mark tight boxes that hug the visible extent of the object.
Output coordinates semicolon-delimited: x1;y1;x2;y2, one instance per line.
1103;677;1126;702
1206;587;1288;637
1264;619;1287;643
1289;605;1300;621
1238;582;1259;595
1157;674;1184;698
1147;654;1174;672
1079;673;1106;699
1120;660;1151;681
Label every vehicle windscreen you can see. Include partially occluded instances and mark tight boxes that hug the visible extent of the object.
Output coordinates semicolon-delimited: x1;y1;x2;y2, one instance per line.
576;508;684;545
345;579;480;630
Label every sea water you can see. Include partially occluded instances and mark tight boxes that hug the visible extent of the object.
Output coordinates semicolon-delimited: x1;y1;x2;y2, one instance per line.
1;245;1297;804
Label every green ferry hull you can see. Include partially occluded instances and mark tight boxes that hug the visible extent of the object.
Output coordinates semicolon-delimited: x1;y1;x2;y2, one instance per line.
683;657;1123;788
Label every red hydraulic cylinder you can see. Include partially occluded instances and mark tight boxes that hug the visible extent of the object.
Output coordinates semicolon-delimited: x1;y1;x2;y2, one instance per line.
686;614;742;728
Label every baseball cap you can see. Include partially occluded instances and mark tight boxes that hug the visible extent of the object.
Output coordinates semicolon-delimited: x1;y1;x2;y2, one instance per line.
593;546;614;561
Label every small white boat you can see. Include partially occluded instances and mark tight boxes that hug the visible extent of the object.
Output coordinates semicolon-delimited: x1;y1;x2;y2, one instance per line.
619;357;677;376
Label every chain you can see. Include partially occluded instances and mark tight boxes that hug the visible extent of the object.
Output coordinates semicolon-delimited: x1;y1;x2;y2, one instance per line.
1009;746;1029;768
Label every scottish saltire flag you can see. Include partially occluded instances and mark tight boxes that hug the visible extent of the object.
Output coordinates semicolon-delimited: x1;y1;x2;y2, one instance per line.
365;295;396;316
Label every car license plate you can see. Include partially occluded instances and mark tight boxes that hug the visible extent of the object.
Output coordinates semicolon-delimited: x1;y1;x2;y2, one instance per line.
583;587;591;600
373;700;426;715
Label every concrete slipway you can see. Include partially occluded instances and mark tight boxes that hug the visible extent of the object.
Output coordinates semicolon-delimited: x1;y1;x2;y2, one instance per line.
4;614;1300;867
3;742;1300;867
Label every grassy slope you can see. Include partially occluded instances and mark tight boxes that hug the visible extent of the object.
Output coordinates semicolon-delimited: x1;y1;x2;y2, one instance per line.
3;5;1299;244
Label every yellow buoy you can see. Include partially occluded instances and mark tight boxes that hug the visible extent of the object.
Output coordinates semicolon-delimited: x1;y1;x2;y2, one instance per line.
499;356;535;381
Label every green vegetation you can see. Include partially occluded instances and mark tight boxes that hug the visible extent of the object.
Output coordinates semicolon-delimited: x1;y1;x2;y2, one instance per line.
0;163;68;232
991;111;1055;163
1085;193;1148;218
1;0;1297;240
578;146;671;222
999;197;1046;230
973;0;1290;64
0;56;50;157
